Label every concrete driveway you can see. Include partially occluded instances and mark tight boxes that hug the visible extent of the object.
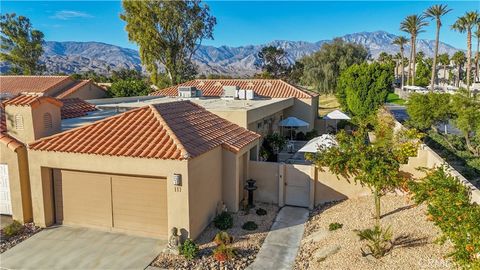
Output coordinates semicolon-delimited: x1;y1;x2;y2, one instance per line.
0;226;166;270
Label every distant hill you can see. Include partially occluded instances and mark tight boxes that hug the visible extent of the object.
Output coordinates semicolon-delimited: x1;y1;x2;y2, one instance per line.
2;31;461;77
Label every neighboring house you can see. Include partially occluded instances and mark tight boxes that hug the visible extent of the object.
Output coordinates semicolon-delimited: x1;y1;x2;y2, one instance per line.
0;76;107;100
150;79;320;134
1;95;260;239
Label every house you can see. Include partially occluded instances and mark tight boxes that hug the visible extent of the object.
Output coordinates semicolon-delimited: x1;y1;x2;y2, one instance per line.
0;76;107;100
1;95;260;239
150;79;320;134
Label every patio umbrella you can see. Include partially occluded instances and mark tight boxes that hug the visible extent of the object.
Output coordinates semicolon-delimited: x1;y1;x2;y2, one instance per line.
279;117;309;140
323;110;351;132
298;134;337;153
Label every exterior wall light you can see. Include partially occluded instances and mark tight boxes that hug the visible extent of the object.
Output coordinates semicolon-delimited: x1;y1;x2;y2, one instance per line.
173;173;182;186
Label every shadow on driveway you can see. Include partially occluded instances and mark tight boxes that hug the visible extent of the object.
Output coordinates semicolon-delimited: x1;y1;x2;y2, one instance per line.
0;226;166;270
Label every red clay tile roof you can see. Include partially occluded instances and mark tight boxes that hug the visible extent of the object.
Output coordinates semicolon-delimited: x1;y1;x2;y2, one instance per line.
0;76;72;96
55;80;100;99
61;98;97;119
29;101;260;160
151;79;318;98
3;94;63;108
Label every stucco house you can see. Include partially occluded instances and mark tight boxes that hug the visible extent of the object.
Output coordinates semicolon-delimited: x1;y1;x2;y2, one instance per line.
1;94;260;239
0;75;107;100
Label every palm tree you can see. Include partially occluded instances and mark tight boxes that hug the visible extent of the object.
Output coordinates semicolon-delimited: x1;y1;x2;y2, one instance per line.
452;11;480;92
424;4;452;91
400;15;429;86
438;53;450;84
474;23;480;82
452;51;466;87
392;36;408;89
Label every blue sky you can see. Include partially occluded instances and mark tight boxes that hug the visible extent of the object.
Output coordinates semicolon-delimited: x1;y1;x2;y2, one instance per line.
2;1;478;50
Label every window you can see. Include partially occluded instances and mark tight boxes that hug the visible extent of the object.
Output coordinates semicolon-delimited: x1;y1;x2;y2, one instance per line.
257;122;262;129
14;115;24;130
43;113;52;129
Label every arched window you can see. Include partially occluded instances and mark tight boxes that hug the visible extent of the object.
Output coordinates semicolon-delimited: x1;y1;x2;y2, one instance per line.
14;115;24;130
43;113;52;129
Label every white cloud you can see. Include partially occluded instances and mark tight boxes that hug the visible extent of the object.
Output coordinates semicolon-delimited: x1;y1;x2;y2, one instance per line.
50;10;93;20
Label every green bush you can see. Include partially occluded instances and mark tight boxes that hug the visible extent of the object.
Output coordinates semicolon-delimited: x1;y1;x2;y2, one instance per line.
356;225;393;258
409;166;480;268
179;238;199;260
2;220;23;237
328;222;343;231
213;231;233;246
256;208;267;216
242;221;258;231
108;79;150;97
213;243;235;262
214;212;233;230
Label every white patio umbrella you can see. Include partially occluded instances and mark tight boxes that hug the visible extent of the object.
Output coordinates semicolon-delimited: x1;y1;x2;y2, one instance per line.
298;134;337;153
323;110;351;132
279;116;309;140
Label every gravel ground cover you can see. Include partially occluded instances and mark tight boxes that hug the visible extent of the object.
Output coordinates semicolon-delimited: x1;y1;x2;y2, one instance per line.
152;202;279;270
294;195;453;270
0;223;42;253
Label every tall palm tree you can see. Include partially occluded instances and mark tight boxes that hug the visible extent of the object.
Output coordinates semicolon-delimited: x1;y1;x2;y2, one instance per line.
424;4;452;91
452;11;480;92
438;53;450;84
400;15;429;86
475;23;480;82
452;51;466;87
392;36;408;89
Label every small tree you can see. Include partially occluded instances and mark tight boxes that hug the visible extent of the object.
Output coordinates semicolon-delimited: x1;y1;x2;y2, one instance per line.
451;90;480;156
109;79;151;97
406;92;451;132
255;46;290;79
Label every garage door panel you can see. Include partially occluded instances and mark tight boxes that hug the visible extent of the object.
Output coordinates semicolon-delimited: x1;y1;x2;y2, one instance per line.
57;170;112;228
112;176;167;237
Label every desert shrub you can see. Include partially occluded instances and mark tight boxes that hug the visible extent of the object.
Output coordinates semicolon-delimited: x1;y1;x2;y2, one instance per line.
242;221;258;231
214;212;233;230
2;220;23;238
328;222;343;231
409;166;480;268
356;225;393;258
179;238;199;260
214;231;233;246
256;208;267;216
213;243;236;261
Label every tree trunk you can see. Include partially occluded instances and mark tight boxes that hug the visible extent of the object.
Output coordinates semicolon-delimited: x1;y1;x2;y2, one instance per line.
443;64;447;85
476;37;479;83
401;48;405;90
430;21;441;92
412;36;417;86
467;30;472;94
408;38;414;86
458;65;462;87
374;188;381;227
465;134;479;157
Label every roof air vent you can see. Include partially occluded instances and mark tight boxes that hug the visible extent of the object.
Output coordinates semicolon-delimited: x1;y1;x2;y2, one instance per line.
178;86;201;98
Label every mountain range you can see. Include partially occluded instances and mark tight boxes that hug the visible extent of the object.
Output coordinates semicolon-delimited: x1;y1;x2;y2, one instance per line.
14;31;464;76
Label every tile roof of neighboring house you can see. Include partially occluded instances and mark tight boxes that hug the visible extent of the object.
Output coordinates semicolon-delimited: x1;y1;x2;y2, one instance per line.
60;98;97;119
0;76;71;96
3;94;63;108
55;80;92;99
29;101;260;160
0;104;23;151
151;79;318;98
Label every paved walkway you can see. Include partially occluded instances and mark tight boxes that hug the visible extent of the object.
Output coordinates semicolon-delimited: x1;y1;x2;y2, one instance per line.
0;226;166;270
247;206;309;270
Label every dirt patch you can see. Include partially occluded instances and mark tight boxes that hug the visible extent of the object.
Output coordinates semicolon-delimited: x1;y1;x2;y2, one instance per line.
152;202;279;269
294;195;452;270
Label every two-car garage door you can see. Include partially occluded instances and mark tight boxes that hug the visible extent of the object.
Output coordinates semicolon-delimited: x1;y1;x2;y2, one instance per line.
54;170;167;238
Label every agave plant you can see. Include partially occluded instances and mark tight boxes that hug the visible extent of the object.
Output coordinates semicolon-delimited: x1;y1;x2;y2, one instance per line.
356;225;393;258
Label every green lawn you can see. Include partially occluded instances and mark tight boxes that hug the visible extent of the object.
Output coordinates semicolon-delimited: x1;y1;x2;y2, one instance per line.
385;93;406;105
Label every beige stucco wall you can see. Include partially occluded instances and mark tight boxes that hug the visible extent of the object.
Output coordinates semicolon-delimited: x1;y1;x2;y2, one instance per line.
61;83;107;100
5;103;61;144
210;110;247;128
0;144;32;222
27;150;190;238
44;78;76;97
284;98;317;133
249;161;279;204
187;147;223;239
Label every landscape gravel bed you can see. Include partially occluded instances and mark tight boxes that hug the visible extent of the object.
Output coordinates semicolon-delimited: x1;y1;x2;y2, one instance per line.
152;202;278;270
0;223;42;253
294;195;453;270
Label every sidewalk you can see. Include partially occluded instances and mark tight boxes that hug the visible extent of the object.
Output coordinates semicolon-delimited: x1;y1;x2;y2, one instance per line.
247;206;309;270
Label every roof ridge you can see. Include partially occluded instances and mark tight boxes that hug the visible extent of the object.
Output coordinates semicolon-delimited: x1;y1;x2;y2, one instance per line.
29;106;147;147
148;103;191;159
278;80;317;98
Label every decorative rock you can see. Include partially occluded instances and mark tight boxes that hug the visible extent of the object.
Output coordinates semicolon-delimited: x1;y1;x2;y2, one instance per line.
302;228;329;243
313;245;341;262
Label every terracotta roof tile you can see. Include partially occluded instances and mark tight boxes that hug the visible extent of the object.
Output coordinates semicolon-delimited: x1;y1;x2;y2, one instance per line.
0;76;72;96
60;98;97;119
3;94;63;108
55;80;102;99
29;101;260;160
151;79;318;99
